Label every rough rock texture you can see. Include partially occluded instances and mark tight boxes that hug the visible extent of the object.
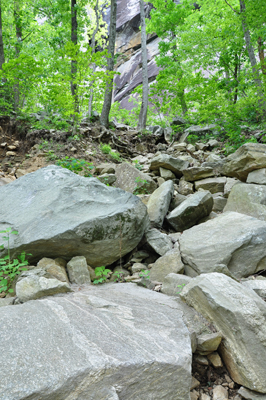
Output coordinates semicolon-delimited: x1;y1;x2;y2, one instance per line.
115;162;157;194
147;180;174;228
180;273;266;393
145;228;173;256
182;166;215;182
161;273;192;296
66;256;91;285
196;332;223;355
149;154;189;177
241;279;266;299
222;143;266;181
238;386;266;400
194;177;226;194
247;168;266;185
166;191;213;232
0;165;149;267
149;248;184;282
224;183;266;221
0;283;192;400
179;212;266;279
37;257;69;283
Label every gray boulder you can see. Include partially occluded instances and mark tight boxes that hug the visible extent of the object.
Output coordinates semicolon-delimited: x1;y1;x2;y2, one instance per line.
179;212;266;279
247;168;266;185
194;177;226;194
149;248;184;282
166;191;213;232
145;228;173;256
182;167;215;182
66;256;91;285
0;283;192;400
0;165;149;267
115;162;157;194
224;183;266;221
222;143;266;181
147;180;174;228
180;273;266;393
149;154;189;177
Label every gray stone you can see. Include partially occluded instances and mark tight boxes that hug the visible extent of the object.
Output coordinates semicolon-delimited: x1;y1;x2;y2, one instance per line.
224;177;240;198
167;191;213;232
95;163;116;174
195;177;226;194
241;279;266;299
224;183;266;221
37;257;69;283
196;332;223;355
147;180;174;228
171;116;188;126
182;167;215;182
178;179;194;195
212;385;228;400
179;212;266;279
0;283;192;400
180;273;266;393
0;298;14;307
161;273;192;296
109;266;130;282
159;167;176;180
222;143;266;181
238;386;266;400
16;275;71;302
115;162;157;194
169;193;187;211
173;142;187;152
67;256;91;285
97;173;117;186
149;154;189;177
131;263;147;273
207;352;223;368
164;127;173;144
145;228;173;256
0;165;148;267
149;249;185;283
247;168;266;185
212;195;227;212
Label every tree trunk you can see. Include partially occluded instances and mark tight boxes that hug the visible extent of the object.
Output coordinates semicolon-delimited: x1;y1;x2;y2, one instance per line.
258;36;266;76
100;0;117;128
137;0;149;131
14;0;22;112
0;0;5;69
88;0;100;118
71;0;79;114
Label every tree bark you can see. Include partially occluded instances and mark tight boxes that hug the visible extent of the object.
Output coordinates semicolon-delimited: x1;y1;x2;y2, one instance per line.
71;0;79;114
137;0;149;131
88;0;100;118
100;0;117;128
14;0;22;111
258;36;266;76
0;0;5;69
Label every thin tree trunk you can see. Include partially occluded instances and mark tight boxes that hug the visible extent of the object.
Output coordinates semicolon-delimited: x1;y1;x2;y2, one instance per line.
258;36;266;76
137;0;149;131
71;0;79;114
100;0;117;128
0;0;5;69
14;0;22;112
88;0;100;118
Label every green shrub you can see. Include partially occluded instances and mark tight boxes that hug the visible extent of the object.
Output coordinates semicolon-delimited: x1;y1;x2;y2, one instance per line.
56;157;93;177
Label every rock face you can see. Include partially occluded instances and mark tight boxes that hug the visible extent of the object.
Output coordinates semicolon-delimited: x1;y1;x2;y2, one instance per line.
179;212;266;279
166;191;213;232
180;273;266;393
222;143;266;181
0;283;192;400
0;165;149;267
224;183;266;221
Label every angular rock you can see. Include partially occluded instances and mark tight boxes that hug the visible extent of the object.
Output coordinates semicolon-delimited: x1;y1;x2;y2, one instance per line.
16;275;71;302
149;249;184;283
224;183;266;221
179;212;266;279
212;385;228;400
0;283;192;400
145;228;173;256
166;191;213;232
224;177;240;198
115;162;157;194
95;163;116;174
247;168;266;185
212;195;227;212
241;279;266;299
182;167;215;182
222;143;266;181
149;154;189;177
0;165;148;267
181;273;266;393
159;167;176;180
67;256;91;285
147;180;174;228
179;179;194;195
97;173;117;186
238;386;266;400
196;332;223;355
161;273;192;296
171;116;188;126
207;352;223;368
169;193;187;211
37;257;69;283
195;177;226;194
0;298;14;307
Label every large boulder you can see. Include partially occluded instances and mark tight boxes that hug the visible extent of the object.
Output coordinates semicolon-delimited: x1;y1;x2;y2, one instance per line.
147;180;174;228
166;191;213;232
180;273;266;393
0;165;149;267
222;143;266;181
224;183;266;221
0;283;192;400
149;154;189;177
179;212;266;279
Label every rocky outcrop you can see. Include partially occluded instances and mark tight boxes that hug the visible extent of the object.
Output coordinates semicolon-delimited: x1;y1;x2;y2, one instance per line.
0;283;192;400
0;165;149;267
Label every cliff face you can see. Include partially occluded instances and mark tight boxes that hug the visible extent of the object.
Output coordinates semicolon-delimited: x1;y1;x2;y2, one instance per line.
114;0;160;110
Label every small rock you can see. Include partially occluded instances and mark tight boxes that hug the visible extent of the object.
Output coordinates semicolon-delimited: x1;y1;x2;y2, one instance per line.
190;390;199;400
145;228;173;256
179;179;194;195
66;256;91;285
195;177;226;194
191;376;200;390
161;273;192;296
6;151;17;157
149;250;185;283
197;332;223;355
207;352;223;368
213;385;228;400
194;354;209;366
159;167;176;180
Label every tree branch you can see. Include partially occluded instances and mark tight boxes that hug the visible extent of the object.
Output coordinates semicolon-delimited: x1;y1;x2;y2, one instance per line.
224;0;240;14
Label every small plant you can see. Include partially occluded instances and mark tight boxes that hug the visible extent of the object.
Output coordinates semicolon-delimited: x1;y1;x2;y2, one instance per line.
110;151;120;161
100;143;112;154
0;228;29;294
132;160;143;170
68;134;81;141
176;283;186;294
113;271;125;282
139;269;150;279
46;150;57;161
133;177;149;195
93;266;112;284
56;156;93;177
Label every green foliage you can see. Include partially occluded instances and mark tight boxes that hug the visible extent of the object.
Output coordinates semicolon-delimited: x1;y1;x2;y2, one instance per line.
139;269;150;279
132;160;143;170
56;156;93;176
113;271;125;282
93;266;112;284
176;283;186;295
133;177;149;195
109;151;120;161
0;228;29;294
100;143;112;154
